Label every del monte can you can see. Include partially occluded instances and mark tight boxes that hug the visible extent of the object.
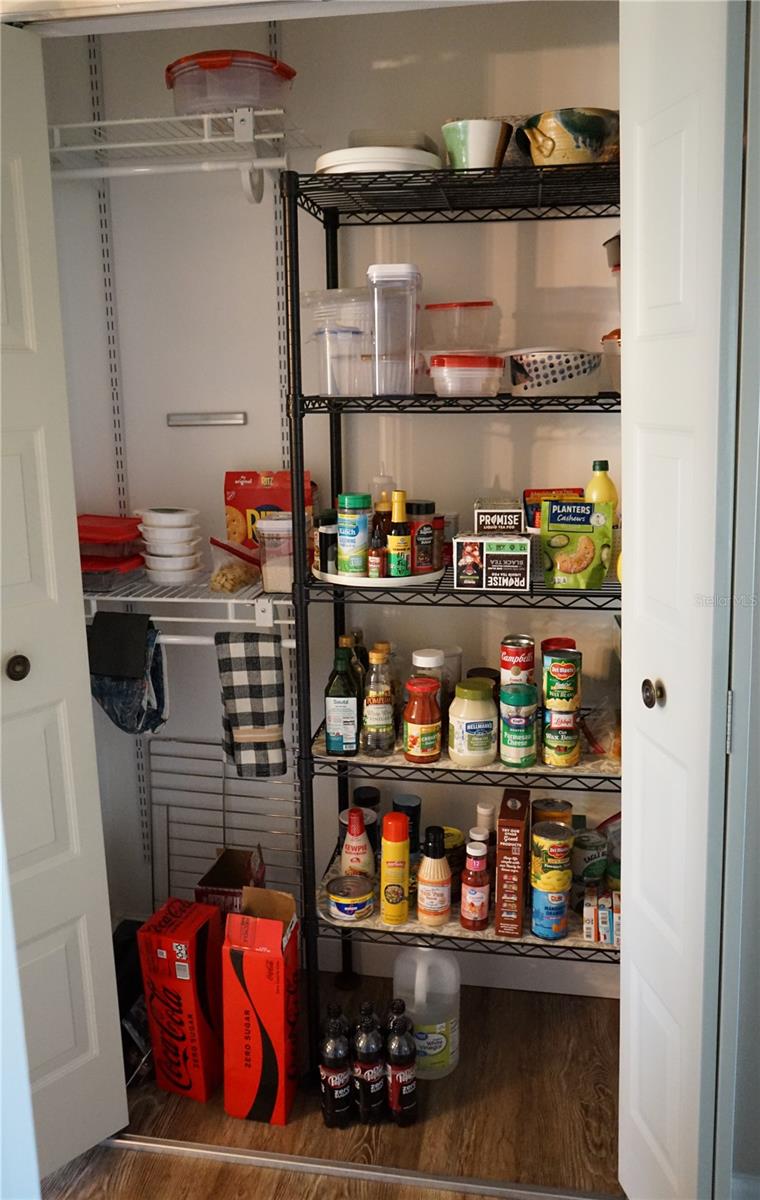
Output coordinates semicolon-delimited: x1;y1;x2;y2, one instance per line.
542;648;582;710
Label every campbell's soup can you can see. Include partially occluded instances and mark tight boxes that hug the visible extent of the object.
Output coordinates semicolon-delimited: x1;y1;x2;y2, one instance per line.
500;635;535;686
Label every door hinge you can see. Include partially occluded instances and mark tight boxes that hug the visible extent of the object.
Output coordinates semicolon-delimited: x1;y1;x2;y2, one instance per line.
726;689;734;755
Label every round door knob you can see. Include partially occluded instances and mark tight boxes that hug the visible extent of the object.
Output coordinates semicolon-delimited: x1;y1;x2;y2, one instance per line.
641;678;656;708
6;654;31;682
654;680;666;706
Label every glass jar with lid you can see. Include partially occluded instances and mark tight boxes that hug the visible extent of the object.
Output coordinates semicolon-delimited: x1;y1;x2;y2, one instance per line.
447;681;498;767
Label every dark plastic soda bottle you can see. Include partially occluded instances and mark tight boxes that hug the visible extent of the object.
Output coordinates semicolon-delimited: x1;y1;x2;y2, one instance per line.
358;999;381;1029
318;1016;352;1129
324;1001;351;1040
383;997;412;1041
352;1011;386;1123
386;1014;417;1126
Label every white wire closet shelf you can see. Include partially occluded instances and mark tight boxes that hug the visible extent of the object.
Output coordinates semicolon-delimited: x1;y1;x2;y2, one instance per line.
49;108;316;199
83;576;295;647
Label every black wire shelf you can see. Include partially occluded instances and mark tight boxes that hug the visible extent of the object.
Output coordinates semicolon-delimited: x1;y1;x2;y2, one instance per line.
310;727;621;792
307;567;621;611
301;391;621;415
294;163;620;226
317;850;619;962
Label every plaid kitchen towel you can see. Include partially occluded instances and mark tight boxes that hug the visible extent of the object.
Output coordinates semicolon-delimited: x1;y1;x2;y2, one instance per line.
215;632;286;778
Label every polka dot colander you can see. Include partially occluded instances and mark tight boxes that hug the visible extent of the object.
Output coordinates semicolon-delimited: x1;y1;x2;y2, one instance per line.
508;349;602;395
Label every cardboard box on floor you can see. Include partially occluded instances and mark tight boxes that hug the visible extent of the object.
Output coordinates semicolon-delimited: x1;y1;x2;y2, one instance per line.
223;887;299;1125
195;847;266;914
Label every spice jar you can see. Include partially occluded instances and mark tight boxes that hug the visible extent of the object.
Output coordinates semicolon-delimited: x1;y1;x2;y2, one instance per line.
406;500;436;574
448;681;498;767
460;842;490;931
403;676;441;764
337;493;372;575
500;682;538;767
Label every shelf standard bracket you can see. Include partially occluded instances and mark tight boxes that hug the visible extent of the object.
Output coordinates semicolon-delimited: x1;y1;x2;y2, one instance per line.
255;595;275;630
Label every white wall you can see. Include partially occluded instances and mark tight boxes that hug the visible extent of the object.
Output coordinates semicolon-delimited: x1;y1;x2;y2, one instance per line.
44;2;621;993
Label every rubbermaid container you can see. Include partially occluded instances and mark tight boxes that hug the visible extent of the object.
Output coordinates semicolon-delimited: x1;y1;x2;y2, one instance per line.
165;50;296;116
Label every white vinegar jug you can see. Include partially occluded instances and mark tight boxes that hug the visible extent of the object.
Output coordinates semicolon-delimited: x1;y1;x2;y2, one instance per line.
393;947;460;1079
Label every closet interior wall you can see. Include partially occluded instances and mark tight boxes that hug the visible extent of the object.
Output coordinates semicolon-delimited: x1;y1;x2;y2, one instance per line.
43;0;621;992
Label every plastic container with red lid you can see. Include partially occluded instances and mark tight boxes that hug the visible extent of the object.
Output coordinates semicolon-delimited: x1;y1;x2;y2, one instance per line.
81;554;144;593
78;514;142;558
424;300;497;349
165;50;296;116
430;354;504;398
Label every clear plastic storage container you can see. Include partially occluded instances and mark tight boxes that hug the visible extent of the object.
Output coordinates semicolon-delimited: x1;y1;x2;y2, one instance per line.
165;50;296;116
424;300;499;350
303;289;373;397
430;353;504;397
257;516;295;592
81;555;144;592
367;263;421;395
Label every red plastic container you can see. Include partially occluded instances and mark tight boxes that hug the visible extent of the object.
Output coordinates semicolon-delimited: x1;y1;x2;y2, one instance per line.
78;514;142;558
165;50;296;116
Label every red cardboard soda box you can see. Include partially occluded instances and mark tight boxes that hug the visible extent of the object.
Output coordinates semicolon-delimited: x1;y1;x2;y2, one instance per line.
223;887;299;1125
137;898;223;1102
495;787;530;938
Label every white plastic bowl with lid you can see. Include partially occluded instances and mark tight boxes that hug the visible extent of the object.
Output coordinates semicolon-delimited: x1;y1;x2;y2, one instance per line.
430;354;504;398
165;49;296;116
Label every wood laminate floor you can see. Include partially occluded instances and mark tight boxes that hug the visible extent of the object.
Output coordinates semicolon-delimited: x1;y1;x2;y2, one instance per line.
43;984;623;1200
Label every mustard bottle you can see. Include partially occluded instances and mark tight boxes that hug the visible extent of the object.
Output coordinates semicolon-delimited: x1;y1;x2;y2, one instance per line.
380;812;410;925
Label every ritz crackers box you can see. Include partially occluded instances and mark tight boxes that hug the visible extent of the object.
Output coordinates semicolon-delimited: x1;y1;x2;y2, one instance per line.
223;888;299;1125
495;787;530;937
138;898;223;1102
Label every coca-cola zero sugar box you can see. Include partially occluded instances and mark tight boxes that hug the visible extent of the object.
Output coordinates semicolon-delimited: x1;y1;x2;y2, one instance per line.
138;898;223;1102
495;787;530;938
223;887;299;1125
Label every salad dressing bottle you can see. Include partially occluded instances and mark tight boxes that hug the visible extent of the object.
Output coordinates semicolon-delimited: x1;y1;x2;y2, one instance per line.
417;826;452;928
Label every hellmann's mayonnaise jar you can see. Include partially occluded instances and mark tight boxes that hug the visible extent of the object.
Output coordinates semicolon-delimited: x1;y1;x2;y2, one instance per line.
447;681;498;767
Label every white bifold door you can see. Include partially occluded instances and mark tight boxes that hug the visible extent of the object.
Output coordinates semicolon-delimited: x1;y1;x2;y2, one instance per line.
1;24;128;1179
619;2;745;1199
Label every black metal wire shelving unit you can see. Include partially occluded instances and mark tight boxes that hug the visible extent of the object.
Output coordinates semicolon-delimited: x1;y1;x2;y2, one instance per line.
280;165;622;1066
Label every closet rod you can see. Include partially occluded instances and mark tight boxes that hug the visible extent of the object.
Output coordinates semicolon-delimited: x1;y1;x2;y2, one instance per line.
158;632;296;649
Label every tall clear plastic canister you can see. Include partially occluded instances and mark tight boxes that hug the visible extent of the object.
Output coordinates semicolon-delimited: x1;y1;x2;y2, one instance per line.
367;263;421;395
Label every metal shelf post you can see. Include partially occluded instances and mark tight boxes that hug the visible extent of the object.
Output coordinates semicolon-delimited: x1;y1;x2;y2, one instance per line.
281;171;321;1072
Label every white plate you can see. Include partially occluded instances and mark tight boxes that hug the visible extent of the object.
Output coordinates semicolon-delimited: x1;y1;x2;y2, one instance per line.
315;147;442;174
145;566;205;585
135;507;199;527
312;567;445;589
144;551;201;570
138;523;200;543
348;128;440;155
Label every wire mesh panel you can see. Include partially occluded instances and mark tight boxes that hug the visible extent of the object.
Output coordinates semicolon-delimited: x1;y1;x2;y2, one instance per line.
302;392;621;415
296;163;620;225
307;569;622;611
148;737;302;914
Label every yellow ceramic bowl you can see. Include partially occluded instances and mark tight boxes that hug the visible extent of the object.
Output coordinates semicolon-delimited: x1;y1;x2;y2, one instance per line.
517;108;619;166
